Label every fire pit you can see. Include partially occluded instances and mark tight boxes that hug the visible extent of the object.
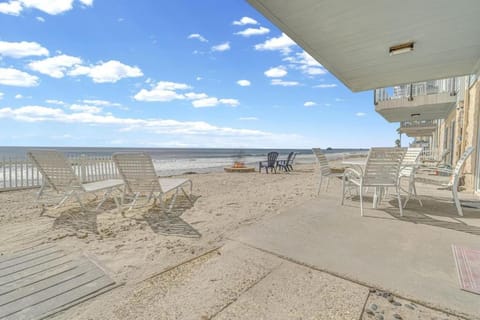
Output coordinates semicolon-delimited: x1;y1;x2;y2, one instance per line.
224;161;255;173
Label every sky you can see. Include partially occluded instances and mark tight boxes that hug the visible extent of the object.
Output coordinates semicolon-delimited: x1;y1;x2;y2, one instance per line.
0;0;401;149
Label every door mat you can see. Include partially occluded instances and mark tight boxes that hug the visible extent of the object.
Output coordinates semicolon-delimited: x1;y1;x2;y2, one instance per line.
452;245;480;295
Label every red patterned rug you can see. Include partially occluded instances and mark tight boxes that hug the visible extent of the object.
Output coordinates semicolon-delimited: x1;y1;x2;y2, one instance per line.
452;245;480;295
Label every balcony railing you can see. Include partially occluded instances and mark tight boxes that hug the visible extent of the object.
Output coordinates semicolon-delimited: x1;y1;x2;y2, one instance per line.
374;77;459;105
400;120;437;129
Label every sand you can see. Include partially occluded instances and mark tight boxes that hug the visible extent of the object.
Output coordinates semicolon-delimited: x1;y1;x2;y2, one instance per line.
0;162;469;319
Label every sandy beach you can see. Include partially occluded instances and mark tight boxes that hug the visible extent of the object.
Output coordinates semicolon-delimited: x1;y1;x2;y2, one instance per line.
0;162;474;319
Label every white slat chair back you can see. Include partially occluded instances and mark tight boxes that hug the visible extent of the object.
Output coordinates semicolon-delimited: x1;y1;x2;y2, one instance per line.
400;147;423;177
112;153;163;195
363;148;406;186
28;150;82;192
453;147;474;177
312;148;331;176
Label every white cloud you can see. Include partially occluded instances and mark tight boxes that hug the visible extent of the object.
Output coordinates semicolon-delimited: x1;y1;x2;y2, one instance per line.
264;66;287;78
270;79;300;87
187;33;208;42
0;0;93;15
237;80;251;87
356;112;366;117
15;94;23;99
219;98;239;107
335;98;345;102
0;92;4;100
78;0;93;6
45;99;65;105
28;54;82;78
0;41;49;58
81;99;122;107
254;33;296;54
305;67;327;75
68;60;143;83
0;1;22;15
135;81;239;108
283;50;327;76
239;117;258;121
235;27;269;37
304;101;316;107
70;104;101;113
134;81;190;102
211;42;230;52
19;0;74;15
314;84;337;88
191;97;239;108
184;92;208;100
0;105;266;138
233;17;258;25
36;16;44;22
196;76;202;81
0;68;39;87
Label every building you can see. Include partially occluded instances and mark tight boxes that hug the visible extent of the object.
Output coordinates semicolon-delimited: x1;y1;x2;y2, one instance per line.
247;0;480;192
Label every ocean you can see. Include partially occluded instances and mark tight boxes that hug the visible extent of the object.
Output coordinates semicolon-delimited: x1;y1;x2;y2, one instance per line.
0;146;367;176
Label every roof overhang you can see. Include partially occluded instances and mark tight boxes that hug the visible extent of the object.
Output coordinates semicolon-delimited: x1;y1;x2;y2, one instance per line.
247;0;480;92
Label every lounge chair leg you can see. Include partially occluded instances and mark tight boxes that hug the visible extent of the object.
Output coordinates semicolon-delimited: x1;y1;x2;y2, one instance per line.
412;182;423;207
318;175;323;195
397;186;403;216
452;184;463;216
359;184;364;216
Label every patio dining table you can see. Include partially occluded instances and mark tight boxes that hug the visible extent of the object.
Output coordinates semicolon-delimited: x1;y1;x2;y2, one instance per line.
342;159;420;208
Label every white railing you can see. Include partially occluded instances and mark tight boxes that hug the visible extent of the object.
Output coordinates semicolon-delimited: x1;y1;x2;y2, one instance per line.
0;155;119;191
400;120;437;129
374;77;459;104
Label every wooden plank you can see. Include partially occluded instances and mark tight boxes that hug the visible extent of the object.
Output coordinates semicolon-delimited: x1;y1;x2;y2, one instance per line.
0;251;67;278
0;261;96;306
0;244;56;265
1;273;114;319
0;259;77;295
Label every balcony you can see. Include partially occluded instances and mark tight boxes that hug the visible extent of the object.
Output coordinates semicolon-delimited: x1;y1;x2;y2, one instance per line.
398;120;437;137
374;78;459;122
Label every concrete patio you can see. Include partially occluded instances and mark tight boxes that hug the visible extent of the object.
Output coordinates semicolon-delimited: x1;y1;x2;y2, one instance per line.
232;182;480;318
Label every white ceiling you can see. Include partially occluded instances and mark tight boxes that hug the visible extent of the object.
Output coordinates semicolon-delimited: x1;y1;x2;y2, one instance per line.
248;0;480;92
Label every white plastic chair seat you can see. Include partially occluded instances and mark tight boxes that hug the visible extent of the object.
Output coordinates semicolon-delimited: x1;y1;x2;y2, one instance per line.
159;178;191;193
82;179;124;193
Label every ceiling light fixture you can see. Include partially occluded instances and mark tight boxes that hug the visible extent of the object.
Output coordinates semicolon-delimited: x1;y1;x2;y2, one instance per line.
389;42;414;56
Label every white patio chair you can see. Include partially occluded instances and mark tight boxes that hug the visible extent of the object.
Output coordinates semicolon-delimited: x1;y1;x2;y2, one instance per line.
312;148;339;193
112;152;193;212
28;150;124;211
399;147;423;208
341;147;406;216
445;147;474;216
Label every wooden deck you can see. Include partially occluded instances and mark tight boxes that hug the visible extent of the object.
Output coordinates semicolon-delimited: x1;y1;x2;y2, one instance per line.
0;244;116;320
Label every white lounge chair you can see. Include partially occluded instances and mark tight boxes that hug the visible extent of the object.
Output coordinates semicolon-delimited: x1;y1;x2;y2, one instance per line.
28;150;124;211
446;147;474;216
112;152;193;212
341;147;406;216
312;148;339;193
399;147;423;208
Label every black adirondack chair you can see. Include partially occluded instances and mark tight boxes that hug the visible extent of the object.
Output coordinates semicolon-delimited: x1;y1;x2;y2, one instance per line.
259;152;279;173
276;152;295;172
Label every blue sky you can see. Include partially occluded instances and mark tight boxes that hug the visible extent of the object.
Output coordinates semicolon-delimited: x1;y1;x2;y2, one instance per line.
0;0;401;149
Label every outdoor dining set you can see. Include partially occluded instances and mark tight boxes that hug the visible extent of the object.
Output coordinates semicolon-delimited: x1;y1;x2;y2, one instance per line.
312;146;474;217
